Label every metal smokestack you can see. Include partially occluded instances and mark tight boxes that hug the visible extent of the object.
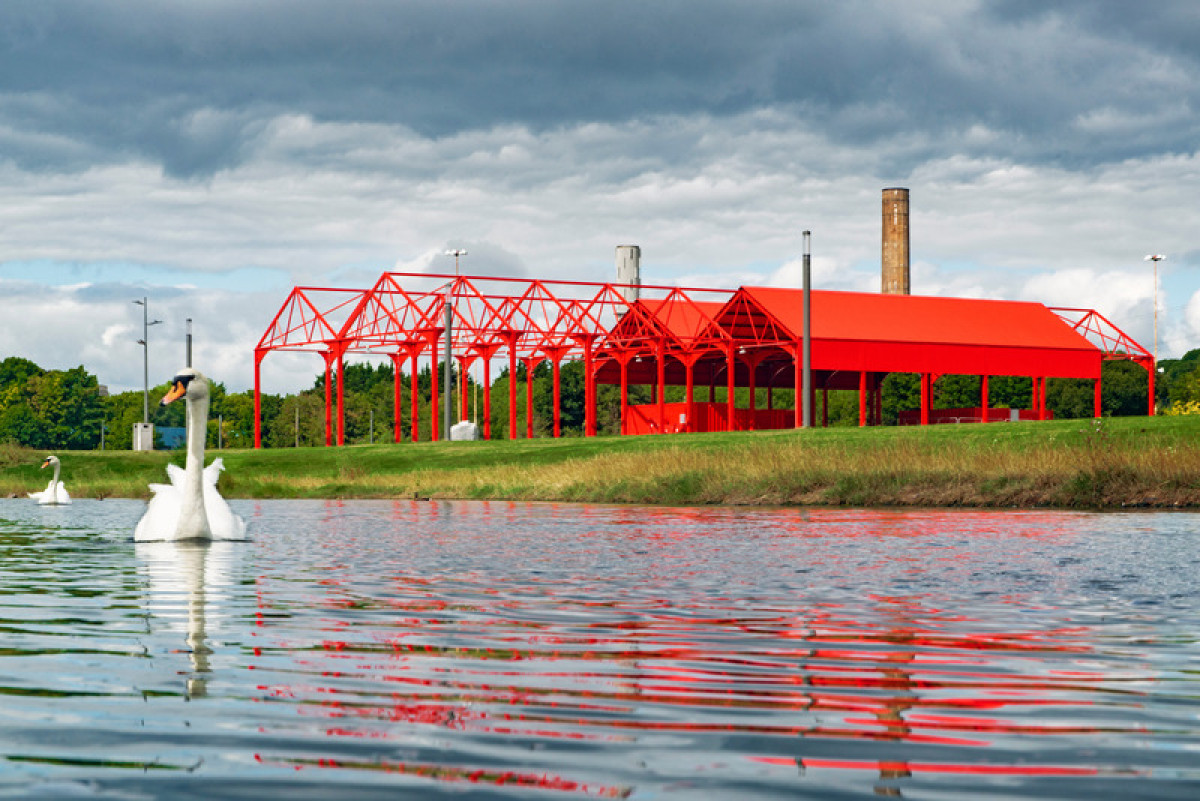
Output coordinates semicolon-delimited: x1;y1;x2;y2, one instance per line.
615;245;641;305
882;187;910;295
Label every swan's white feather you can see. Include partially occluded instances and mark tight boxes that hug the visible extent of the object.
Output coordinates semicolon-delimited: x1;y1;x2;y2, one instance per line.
135;457;245;541
134;368;246;542
28;480;71;505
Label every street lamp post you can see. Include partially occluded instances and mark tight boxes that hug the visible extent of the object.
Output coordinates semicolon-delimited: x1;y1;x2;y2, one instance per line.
132;297;162;450
1144;254;1166;366
442;250;468;429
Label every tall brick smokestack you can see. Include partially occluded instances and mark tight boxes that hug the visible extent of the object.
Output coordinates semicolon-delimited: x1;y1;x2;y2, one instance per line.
882;187;910;295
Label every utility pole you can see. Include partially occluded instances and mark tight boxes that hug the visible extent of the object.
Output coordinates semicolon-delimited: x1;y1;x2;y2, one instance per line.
1144;254;1165;366
132;297;161;450
802;231;813;428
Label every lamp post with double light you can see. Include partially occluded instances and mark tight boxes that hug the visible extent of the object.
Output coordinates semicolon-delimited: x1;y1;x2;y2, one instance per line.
132;297;162;450
1144;254;1165;366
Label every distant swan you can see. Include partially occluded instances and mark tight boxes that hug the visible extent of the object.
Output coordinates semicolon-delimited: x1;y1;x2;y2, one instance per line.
28;454;71;505
134;368;246;542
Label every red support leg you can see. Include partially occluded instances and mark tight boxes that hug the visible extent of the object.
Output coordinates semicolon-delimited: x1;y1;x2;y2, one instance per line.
685;359;694;433
323;352;333;447
727;346;736;432
552;358;562;438
482;357;492;439
430;340;440;442
793;344;802;429
620;357;629;435
336;347;345;446
508;340;518;439
746;355;757;431
525;358;536;439
859;370;867;427
253;349;263;449
1148;363;1156;416
583;342;596;437
656;341;666;435
392;353;402;442
410;352;420;442
920;373;930;426
981;374;989;423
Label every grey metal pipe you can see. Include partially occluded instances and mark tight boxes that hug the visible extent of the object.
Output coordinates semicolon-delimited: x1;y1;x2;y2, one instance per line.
802;231;812;428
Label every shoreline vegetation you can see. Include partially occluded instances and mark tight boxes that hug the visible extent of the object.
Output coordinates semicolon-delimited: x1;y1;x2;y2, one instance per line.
2;415;1199;510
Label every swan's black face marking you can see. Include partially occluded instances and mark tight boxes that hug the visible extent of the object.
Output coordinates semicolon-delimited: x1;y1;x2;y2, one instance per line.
160;373;194;406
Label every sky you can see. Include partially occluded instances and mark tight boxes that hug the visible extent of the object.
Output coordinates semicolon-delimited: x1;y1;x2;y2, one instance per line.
1;0;1197;396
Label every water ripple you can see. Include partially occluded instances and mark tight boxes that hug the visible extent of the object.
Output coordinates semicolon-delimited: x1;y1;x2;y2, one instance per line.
0;499;1197;799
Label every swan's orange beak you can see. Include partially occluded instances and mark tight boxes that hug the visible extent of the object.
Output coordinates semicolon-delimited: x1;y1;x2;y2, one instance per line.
40;458;51;469
160;380;188;406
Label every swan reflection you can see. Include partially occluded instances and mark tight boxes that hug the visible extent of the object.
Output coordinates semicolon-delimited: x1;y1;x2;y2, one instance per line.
137;540;241;698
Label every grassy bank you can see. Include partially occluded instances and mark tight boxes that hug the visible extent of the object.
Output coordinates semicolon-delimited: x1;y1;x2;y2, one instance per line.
3;415;1200;508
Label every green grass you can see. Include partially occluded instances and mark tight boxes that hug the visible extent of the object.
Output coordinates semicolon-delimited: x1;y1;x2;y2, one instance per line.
3;415;1200;508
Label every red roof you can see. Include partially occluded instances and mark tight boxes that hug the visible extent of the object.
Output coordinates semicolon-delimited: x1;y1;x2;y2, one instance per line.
741;287;1097;351
710;287;1102;379
636;298;726;344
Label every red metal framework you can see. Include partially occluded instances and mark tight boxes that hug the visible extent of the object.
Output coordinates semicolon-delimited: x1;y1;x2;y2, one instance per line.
254;274;1155;447
254;273;735;446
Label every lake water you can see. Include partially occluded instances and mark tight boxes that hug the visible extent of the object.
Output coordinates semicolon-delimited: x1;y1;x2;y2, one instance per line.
0;498;1196;800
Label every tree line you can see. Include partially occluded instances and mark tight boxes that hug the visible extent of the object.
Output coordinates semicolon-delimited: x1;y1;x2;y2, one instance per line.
0;352;1192;450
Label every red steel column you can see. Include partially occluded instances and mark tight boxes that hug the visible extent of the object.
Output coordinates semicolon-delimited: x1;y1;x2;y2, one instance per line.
726;345;737;432
552;357;562;438
746;354;757;431
656;340;666;434
685;358;695;433
981;374;989;423
507;336;519;439
620;356;629;435
1095;376;1103;418
336;347;345;446
583;340;596;437
410;351;420;442
323;351;333;446
392;353;403;442
859;370;868;427
1148;363;1156;416
253;349;263;449
482;355;492;439
920;373;930;426
429;336;440;442
792;343;802;430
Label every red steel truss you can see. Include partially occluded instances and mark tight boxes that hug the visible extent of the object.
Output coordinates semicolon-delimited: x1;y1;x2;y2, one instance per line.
254;274;1154;447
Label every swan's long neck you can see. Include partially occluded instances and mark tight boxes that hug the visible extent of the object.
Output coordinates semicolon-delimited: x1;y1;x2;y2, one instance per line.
176;391;212;540
50;461;61;488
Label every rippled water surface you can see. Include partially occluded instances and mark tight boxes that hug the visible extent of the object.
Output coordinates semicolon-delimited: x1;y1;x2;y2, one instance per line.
0;499;1197;799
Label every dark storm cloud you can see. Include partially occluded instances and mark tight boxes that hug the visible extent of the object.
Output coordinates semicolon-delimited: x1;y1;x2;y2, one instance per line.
0;0;1196;177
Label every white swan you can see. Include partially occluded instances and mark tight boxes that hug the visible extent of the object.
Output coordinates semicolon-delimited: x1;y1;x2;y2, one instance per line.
134;368;246;542
28;454;71;505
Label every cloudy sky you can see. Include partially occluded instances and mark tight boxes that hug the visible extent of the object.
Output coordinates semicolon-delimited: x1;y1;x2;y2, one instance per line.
1;0;1197;395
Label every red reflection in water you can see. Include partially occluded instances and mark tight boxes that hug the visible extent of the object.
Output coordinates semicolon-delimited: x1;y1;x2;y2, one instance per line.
247;506;1146;790
752;755;1145;777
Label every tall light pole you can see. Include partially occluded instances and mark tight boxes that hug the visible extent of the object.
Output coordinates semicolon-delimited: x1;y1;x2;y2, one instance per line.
442;250;468;427
444;248;468;275
133;297;162;424
1145;254;1166;365
802;230;812;428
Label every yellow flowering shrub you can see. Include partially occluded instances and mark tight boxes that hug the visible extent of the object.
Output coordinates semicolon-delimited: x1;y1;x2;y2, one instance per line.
1164;400;1200;416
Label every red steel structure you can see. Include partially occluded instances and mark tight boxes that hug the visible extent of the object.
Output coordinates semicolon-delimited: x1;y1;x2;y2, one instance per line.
253;273;1153;447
